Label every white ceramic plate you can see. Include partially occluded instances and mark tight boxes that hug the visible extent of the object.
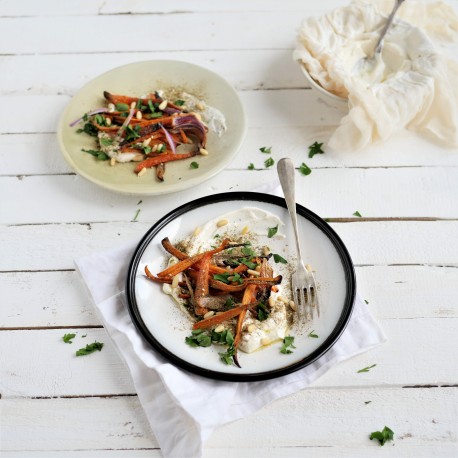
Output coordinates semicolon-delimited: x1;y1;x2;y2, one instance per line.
126;192;356;381
57;60;246;195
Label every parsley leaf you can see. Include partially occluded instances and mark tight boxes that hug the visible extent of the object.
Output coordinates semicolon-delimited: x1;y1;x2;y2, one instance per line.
81;122;98;137
248;163;255;170
185;329;212;348
99;137;113;147
264;157;275;168
125;125;141;141
260;146;272;154
213;273;243;284
174;99;185;106
219;344;236;365
82;149;109;161
280;336;296;354
299;162;312;176
211;329;234;346
132;209;140;222
148;100;155;113
357;364;377;373
241;246;256;257
115;103;130;112
62;333;76;344
273;253;287;264
308;330;319;338
241;258;257;269
190;161;199;169
267;225;278;238
257;301;270;321
370;426;394;446
308;141;324;158
353;211;362;217
75;341;104;356
224;297;235;309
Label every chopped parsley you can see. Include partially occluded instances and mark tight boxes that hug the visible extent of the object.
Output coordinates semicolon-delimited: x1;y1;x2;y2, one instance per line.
190;161;199;169
248;163;255;170
264;157;275;168
115;102;130;112
267;225;278;238
299;162;312;176
353;211;362;217
370;426;394;446
137;200;143;205
257;301;269;321
81;122;99;137
280;336;296;354
62;333;76;344
82;149;109;161
259;146;272;154
132;209;141;222
224;296;236;309
174;99;185;106
125;124;141;141
308;141;324;158
81;334;87;338
148;112;164;119
308;330;319;338
75;341;104;356
185;329;211;348
219;344;237;365
99;137;114;147
241;245;256;257
213;272;243;284
357;364;377;373
211;329;234;346
273;253;287;264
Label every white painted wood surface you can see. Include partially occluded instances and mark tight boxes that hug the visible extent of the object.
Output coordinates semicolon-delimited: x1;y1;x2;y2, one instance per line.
1;0;457;457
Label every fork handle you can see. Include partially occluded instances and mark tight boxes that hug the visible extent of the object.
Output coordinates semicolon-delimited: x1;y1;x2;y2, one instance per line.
277;158;304;262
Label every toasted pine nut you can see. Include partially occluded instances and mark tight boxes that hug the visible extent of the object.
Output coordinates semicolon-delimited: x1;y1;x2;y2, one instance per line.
196;102;205;110
107;103;115;113
110;157;116;167
278;295;287;303
171;275;180;288
216;219;228;227
289;300;297;311
241;226;249;235
199;148;209;156
130;102;136;109
268;296;275;307
247;269;260;277
306;264;313;272
143;137;152;147
227;276;237;282
105;117;112;126
192;226;202;236
215;325;225;333
247;324;256;333
158;100;168;111
152;144;158;153
255;265;261;272
261;338;270;346
203;311;215;319
263;246;271;256
137;167;147;177
136;111;142;120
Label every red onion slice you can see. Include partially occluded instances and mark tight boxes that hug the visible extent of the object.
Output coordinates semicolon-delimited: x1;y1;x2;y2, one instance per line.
160;125;176;154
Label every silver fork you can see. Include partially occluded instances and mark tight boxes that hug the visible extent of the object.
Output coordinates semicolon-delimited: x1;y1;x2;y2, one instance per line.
277;158;320;321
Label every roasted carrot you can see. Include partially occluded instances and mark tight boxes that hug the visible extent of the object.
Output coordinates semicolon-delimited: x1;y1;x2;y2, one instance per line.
144;265;172;283
156;163;165;181
234;284;258;348
157;239;230;278
192;301;258;330
161;237;188;260
179;128;189;144
134;151;199;173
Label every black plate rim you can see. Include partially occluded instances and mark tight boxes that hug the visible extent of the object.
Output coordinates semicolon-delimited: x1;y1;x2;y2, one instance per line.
125;191;356;382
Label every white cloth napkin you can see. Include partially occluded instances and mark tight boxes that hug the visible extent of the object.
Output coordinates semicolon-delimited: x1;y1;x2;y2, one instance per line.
74;187;386;458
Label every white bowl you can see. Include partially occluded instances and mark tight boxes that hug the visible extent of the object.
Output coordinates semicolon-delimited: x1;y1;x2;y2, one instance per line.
299;64;349;112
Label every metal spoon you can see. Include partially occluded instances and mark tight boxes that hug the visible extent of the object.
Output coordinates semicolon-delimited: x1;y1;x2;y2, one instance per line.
357;0;405;73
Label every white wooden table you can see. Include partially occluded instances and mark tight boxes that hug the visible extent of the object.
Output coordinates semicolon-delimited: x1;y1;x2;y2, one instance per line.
1;1;458;456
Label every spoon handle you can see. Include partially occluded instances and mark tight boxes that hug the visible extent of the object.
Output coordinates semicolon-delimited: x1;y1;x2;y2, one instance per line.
374;0;405;55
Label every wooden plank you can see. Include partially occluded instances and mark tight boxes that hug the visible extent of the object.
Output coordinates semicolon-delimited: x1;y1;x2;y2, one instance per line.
1;167;458;225
1;221;457;272
0;50;305;94
0;13;299;54
1;318;457;397
2;265;456;329
2;129;458;177
2;388;456;453
0;91;342;134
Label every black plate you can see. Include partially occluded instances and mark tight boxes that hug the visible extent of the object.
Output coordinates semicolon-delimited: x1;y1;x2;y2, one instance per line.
125;192;356;381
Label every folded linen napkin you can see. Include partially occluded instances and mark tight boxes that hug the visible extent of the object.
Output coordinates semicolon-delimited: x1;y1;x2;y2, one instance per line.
75;187;386;458
294;0;458;150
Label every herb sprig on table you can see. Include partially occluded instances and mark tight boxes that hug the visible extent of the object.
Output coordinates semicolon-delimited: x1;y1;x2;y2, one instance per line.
370;426;394;446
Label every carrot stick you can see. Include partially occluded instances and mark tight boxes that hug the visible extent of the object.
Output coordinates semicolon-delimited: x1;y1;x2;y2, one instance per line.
234;284;258;347
180;128;189;144
134;151;198;173
157;239;229;278
192;301;257;330
161;237;188;260
144;265;172;283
